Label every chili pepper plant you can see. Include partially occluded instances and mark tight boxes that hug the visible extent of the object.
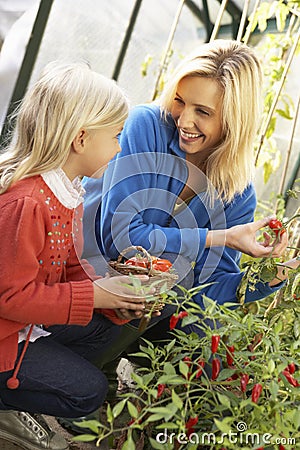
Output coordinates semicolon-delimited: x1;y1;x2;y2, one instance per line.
73;265;300;449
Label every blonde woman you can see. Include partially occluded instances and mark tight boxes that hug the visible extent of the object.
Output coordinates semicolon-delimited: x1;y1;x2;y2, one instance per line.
68;39;300;438
84;39;297;314
0;62;147;449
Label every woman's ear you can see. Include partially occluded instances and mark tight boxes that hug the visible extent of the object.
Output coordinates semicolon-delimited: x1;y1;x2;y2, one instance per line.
72;129;87;154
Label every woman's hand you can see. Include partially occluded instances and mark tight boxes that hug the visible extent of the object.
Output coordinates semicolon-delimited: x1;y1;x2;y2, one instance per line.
206;217;288;258
93;275;148;310
225;217;288;257
269;257;300;286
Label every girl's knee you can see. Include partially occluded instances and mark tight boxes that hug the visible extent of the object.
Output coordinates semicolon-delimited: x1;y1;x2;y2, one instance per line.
67;368;109;417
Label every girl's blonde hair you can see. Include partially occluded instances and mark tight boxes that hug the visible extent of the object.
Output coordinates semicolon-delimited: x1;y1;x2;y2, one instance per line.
159;39;263;203
0;62;129;193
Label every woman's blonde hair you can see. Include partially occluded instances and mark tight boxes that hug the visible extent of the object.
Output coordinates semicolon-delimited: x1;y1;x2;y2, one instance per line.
159;39;263;203
0;62;129;193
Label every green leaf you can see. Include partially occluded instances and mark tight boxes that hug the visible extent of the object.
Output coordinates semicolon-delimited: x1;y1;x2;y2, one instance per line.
148;405;178;419
179;360;189;378
155;375;186;385
146;413;168;422
294;319;300;339
214;418;232;434
217;393;231;409
112;398;127;418
275;3;289;32
130;372;144;388
274;321;283;335
265;116;276;139
269;380;279;400
166;339;176;354
260;264;277;282
268;359;276;373
156;422;179;429
127;401;138;419
106;403;113;424
149;436;172;449
143;372;156;385
164;361;176;375
257;3;271;31
72;420;100;434
276;108;293;120
72;434;97;442
122;433;136;450
263;160;274;184
172;389;183;410
216;368;236;381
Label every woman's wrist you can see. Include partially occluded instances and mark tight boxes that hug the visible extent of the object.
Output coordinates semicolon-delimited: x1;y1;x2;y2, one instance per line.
205;230;226;248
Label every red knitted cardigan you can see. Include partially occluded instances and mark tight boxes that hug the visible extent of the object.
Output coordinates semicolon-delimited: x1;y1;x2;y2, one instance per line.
0;175;126;384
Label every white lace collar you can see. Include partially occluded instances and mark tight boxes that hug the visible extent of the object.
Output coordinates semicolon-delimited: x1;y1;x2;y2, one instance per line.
41;168;85;209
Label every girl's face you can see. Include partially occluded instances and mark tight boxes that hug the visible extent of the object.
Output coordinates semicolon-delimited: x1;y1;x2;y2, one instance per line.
81;124;122;178
170;76;223;157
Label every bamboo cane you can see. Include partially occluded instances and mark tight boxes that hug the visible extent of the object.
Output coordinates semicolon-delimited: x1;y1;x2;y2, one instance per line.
209;0;228;42
151;0;185;100
255;23;300;166
237;0;251;42
277;94;300;204
243;0;261;44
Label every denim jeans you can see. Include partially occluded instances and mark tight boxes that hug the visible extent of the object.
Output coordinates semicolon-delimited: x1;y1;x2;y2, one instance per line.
0;313;121;418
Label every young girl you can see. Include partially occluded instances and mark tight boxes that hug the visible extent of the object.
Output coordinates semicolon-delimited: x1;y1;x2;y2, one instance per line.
0;62;147;450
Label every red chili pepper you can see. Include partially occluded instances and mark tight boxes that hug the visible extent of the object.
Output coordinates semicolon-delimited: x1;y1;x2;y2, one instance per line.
279;445;285;450
185;417;198;437
195;358;205;378
211;335;221;354
178;311;188;320
169;311;188;330
282;370;300;387
185;416;198;429
212;357;221;380
226;345;235;366
240;373;249;393
268;218;285;236
251;383;263;403
185;417;198;428
287;363;296;374
125;256;148;268
152;258;173;272
156;383;166;398
169;315;179;330
183;356;192;368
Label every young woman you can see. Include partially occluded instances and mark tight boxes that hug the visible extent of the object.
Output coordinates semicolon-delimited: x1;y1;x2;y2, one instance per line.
83;40;297;310
0;62;148;449
67;38;299;439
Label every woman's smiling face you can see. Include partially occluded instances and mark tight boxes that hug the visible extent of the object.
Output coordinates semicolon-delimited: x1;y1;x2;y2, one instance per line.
170;76;224;157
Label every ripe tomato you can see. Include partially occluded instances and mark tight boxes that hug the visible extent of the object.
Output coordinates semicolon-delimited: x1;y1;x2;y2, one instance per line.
125;257;148;268
152;258;172;272
125;256;172;272
268;218;285;236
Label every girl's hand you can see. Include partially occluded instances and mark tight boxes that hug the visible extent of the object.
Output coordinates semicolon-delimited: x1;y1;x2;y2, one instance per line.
93;275;148;310
115;308;162;321
114;309;144;320
225;217;288;258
